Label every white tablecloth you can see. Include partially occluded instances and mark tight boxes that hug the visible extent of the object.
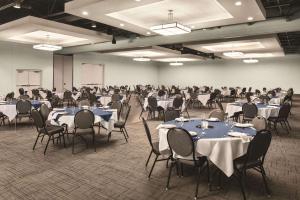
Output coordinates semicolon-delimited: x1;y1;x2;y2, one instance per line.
226;103;280;119
158;128;250;177
99;95;125;106
143;98;185;111
197;94;211;105
48;109;118;132
0;101;51;121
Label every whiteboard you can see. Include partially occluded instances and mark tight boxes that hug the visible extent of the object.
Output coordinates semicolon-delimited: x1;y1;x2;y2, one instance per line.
80;63;104;86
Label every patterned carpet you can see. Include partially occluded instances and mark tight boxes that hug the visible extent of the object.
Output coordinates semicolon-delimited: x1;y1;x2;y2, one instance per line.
0;95;299;200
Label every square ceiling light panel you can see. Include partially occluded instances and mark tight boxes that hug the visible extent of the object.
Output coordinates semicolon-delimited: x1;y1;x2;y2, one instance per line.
185;36;284;59
65;0;266;35
0;16;111;47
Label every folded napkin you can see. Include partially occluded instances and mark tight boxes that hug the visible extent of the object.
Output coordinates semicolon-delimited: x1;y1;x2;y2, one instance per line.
53;108;65;111
234;123;253;128
189;131;198;136
207;117;220;122
267;105;280;108
51;112;68;121
156;124;176;129
175;118;189;122
228;132;251;143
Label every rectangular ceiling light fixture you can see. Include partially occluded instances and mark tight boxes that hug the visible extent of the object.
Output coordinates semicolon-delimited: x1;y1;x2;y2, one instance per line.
150;22;191;36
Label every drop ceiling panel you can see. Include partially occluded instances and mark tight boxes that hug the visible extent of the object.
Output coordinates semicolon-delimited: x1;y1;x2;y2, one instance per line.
0;16;111;47
185;36;284;59
65;0;266;36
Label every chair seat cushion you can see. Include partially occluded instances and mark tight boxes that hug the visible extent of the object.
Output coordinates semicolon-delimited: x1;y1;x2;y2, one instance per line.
177;156;207;167
114;121;125;128
74;128;94;134
234;155;262;170
17;113;31;118
41;125;64;135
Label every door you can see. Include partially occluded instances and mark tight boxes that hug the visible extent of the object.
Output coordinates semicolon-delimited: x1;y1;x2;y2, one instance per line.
53;54;73;92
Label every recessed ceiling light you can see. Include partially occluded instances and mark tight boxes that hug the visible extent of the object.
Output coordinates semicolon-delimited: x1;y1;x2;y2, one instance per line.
91;24;97;28
135;0;141;1
146;32;151;35
235;1;242;6
243;58;259;64
120;23;125;27
170;62;183;66
33;44;62;51
191;25;195;29
248;16;254;21
82;11;88;16
133;57;151;62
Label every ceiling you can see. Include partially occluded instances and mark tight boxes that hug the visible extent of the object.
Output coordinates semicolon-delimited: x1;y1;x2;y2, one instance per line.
0;0;299;57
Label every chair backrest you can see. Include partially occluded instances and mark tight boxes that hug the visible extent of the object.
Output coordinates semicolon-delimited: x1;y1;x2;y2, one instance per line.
252;116;267;131
74;109;95;129
79;99;90;106
111;94;120;102
173;97;183;109
63;90;72;99
40;103;50;122
278;103;291;119
16;100;32;114
242;103;258;118
19;95;30;100
119;105;131;124
148;96;158;110
89;93;97;105
164;110;180;122
31;109;45;129
142;118;153;148
167;128;195;159
244;130;272;166
208;110;225;121
111;101;122;117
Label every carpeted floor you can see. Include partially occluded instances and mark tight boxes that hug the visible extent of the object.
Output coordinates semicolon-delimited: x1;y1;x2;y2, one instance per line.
0;96;299;200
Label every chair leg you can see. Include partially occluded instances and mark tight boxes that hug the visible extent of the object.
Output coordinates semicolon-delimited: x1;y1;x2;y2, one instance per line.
43;136;51;155
92;131;96;152
195;166;202;200
72;135;76;154
260;166;271;197
123;127;129;138
33;133;41;150
146;151;153;166
148;155;158;179
166;161;174;190
62;132;66;147
237;172;247;200
41;135;45;143
286;120;292;130
121;129;128;142
206;160;211;190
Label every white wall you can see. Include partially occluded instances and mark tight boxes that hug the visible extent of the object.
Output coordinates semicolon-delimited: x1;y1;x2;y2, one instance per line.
158;55;300;93
73;52;158;88
0;41;53;95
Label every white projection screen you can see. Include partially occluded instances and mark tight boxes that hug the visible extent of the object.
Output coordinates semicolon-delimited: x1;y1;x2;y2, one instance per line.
80;63;104;88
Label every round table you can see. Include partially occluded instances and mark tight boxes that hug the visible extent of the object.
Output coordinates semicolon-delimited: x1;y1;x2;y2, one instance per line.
226;102;280;119
157;119;256;177
48;107;118;131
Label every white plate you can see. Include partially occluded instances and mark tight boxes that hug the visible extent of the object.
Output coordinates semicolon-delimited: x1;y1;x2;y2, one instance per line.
234;123;253;128
175;118;189;122
228;132;247;137
207;118;220;122
158;124;177;129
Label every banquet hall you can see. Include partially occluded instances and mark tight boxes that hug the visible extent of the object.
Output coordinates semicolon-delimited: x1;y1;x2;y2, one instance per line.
0;0;299;200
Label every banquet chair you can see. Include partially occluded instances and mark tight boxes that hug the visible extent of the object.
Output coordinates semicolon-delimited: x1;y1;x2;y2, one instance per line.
16;99;32;128
109;105;131;142
172;96;183;111
63;90;75;107
208;110;225;121
142;118;169;178
40;103;51;125
148;96;164;119
137;95;147;119
164;109;180;122
72;109;96;154
242;103;258;123
267;103;291;134
233;130;272;200
190;92;200;108
166;128;210;199
32;109;65;155
206;92;217;109
252;116;267;131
